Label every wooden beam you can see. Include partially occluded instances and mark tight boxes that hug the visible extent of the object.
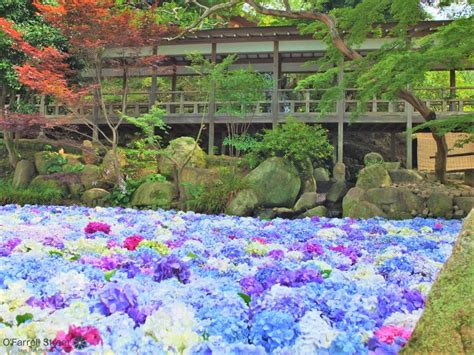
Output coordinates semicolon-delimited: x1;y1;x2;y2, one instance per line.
450;69;456;111
272;40;280;129
149;45;158;105
336;63;344;163
208;42;217;154
406;100;414;169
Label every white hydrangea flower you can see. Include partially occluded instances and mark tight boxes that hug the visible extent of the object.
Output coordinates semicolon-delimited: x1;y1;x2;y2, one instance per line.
50;271;90;296
384;309;423;329
143;302;200;354
293;310;338;352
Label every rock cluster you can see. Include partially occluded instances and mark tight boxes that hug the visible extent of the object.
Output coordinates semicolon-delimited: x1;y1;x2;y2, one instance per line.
343;152;474;219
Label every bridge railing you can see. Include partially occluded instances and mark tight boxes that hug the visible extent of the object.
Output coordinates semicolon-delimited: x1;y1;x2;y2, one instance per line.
37;86;474;118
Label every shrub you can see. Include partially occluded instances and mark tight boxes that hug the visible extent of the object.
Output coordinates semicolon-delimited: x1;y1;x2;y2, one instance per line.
0;180;68;205
186;167;248;214
246;117;334;170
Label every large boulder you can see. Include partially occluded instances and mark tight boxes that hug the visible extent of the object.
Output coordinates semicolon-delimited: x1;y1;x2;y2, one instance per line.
102;150;127;183
181;167;220;200
365;187;423;219
301;158;317;193
347;200;386;219
80;164;103;190
363;152;384;166
158;137;207;179
313;167;330;182
12;160;36;189
226;189;259;216
302;206;328;218
333;162;346;182
294;192;320;212
245;157;301;208
427;192;453;218
402;211;474;353
30;175;69;195
326;181;348;203
454;196;474;215
131;181;177;209
82;188;110;207
388;169;423;183
356;164;392;190
34;151;57;175
342;187;366;217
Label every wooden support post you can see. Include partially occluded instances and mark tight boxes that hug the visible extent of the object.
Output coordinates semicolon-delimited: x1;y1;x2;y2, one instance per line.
170;67;177;114
149;45;158;107
208;42;217;155
336;63;344;163
272;41;280;128
406;101;413;169
390;131;396;161
449;69;456;111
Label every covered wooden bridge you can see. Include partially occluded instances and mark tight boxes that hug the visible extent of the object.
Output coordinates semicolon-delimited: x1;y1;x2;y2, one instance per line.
41;22;473;169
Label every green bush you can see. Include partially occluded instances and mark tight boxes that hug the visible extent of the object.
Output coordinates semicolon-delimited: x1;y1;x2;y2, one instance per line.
0;180;68;205
246;117;334;170
186;167;248;214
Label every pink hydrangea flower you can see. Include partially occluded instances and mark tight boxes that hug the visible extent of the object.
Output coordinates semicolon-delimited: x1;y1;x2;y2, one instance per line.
374;325;412;344
84;222;111;235
123;235;144;251
252;237;268;244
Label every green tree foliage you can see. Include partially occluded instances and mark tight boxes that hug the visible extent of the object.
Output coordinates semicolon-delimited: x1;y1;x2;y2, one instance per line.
246;117;334;169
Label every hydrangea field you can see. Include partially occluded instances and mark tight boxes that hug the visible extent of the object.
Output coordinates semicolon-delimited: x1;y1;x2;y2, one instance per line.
0;205;462;354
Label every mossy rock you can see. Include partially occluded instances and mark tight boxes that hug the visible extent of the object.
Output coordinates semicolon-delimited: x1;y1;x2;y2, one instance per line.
427;192;453;218
356;164;392;190
226;189;259;216
363;152;384;166
314;167;330;182
102;150;128;183
181;167;220;200
207;155;242;168
454;196;474;215
333;162;346;182
34;151;58;175
158;137;207;179
81;188;110;207
402;211;474;353
388;169;423;183
30;175;69;196
346;200;386;219
245;157;301;208
365;187;423;219
302;205;327;218
131;181;177;209
80;164;103;190
294;192;320;212
12;160;36;189
342;187;366;217
326;181;348;203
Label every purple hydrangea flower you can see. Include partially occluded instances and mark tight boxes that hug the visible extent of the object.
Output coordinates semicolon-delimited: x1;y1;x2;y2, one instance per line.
153;255;190;284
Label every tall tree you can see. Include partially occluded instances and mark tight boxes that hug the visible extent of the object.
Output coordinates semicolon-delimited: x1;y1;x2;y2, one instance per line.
184;0;474;182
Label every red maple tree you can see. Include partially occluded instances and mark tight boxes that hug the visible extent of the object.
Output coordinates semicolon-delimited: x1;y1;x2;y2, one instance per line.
1;2;175;188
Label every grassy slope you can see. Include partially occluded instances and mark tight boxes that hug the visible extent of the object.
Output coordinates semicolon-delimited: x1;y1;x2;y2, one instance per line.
402;210;474;353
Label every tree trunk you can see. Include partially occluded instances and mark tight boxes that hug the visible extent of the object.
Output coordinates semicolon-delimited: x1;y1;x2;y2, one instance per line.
0;86;19;168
